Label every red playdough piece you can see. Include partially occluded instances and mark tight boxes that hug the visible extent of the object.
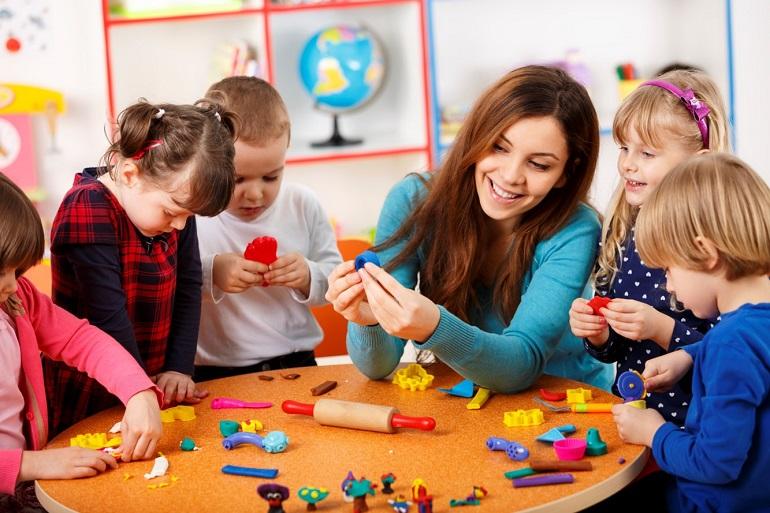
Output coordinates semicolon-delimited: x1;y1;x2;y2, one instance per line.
587;296;612;316
244;236;278;264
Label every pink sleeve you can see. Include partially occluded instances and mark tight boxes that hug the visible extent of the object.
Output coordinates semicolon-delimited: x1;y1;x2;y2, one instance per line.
0;448;22;495
18;279;163;407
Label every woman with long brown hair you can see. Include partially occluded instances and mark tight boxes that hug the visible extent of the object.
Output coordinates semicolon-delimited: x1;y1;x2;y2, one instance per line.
326;65;611;392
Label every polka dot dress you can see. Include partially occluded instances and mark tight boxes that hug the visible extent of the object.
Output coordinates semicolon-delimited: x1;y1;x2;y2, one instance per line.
585;228;717;426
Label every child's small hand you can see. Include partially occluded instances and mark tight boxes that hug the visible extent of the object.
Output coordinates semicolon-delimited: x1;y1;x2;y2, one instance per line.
569;298;609;346
212;252;267;293
642;350;693;392
118;389;162;462
601;299;675;348
612;403;665;447
264;252;311;296
326;260;377;326
19;447;118;481
152;371;209;406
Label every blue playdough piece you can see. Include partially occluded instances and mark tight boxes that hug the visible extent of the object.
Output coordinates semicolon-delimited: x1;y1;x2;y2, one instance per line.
556;424;577;435
536;428;566;443
617;370;645;401
354;250;381;271
221;465;278;478
437;379;475;398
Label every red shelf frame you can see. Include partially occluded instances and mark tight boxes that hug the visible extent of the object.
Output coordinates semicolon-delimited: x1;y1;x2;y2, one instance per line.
100;0;434;168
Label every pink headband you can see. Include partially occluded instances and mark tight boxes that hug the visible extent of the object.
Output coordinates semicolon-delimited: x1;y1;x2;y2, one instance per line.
640;80;711;149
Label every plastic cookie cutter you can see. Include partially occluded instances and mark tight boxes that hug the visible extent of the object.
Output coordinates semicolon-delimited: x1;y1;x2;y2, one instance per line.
392;363;435;391
503;408;545;427
617;370;647;408
486;436;530;461
566;388;593;403
534;397;613;413
211;397;273;409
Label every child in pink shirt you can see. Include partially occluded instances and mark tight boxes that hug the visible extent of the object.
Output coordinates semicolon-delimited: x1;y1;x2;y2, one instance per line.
0;173;163;507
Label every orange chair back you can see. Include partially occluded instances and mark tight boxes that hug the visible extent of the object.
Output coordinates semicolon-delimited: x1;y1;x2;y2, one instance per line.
312;238;372;357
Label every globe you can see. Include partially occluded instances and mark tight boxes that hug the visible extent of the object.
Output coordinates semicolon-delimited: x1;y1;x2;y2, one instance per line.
298;25;386;146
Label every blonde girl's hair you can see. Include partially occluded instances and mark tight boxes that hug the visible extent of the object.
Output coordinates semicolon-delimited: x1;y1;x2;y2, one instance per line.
0;173;45;316
100;99;238;217
637;153;770;280
593;69;730;292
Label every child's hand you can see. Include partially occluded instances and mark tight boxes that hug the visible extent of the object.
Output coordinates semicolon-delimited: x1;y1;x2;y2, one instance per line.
19;447;118;481
569;298;609;346
326;260;377;326
264;252;311;296
612;403;665;447
642;350;693;392
117;389;162;462
212;253;267;293
152;371;209;406
601;299;675;348
358;263;440;342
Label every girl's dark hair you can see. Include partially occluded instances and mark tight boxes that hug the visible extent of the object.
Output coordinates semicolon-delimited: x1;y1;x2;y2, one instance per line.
0;173;45;315
378;65;600;323
101;99;238;216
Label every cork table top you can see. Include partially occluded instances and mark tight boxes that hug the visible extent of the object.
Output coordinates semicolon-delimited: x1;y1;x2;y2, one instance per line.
36;363;647;513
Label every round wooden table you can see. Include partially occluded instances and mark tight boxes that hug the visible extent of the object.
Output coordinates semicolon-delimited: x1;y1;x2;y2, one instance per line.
36;364;647;512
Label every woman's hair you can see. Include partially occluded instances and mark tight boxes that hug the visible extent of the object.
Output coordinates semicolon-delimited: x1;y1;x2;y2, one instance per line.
637;153;770;280
377;65;599;322
0;173;45;315
100;99;238;217
594;69;730;292
206;76;290;146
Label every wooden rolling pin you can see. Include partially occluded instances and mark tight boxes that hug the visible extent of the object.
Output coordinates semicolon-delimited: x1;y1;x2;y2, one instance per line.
282;399;436;433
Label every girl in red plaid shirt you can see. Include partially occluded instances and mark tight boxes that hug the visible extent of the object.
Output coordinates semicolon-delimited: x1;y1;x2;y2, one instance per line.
44;100;237;435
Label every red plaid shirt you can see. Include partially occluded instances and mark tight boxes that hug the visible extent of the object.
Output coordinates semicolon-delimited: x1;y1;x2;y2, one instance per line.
43;169;201;435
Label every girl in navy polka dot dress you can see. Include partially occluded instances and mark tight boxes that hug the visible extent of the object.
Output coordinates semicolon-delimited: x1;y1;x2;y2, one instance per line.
569;70;730;425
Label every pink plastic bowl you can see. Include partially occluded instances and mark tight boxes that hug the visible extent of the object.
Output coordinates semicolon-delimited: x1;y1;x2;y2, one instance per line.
553;438;587;461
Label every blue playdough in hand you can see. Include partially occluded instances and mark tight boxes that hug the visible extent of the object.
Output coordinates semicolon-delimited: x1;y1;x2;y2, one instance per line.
354;250;381;271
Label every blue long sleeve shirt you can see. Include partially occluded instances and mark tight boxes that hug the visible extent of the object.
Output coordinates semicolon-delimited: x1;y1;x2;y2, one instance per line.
653;303;770;513
347;173;613;393
585;227;715;424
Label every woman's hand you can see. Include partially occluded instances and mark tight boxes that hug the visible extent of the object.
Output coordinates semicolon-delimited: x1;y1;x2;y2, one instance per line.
601;299;675;349
212;253;266;293
118;389;162;462
151;371;209;407
358;263;440;342
612;403;665;447
325;261;377;326
642;350;694;392
569;298;609;346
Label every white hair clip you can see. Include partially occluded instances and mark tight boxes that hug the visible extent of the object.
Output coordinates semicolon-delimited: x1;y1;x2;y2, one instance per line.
214;111;221;122
154;108;165;119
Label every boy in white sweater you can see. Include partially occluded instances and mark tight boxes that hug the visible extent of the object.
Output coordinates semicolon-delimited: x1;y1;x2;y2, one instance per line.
195;77;341;380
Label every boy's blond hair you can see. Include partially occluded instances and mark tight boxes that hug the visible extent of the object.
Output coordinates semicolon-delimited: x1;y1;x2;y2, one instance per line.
637;153;770;280
206;76;290;146
594;69;731;291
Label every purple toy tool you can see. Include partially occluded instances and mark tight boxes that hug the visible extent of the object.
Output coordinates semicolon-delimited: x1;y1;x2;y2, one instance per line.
211;397;273;409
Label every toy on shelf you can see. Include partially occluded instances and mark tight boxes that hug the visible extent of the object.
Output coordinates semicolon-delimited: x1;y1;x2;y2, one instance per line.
109;0;243;18
257;483;290;513
0;83;65;201
616;62;643;100
283;399;436;433
298;25;386;147
298;486;329;511
392;363;434;391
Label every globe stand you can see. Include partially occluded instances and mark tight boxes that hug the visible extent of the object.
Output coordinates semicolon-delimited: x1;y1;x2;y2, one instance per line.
312;114;362;148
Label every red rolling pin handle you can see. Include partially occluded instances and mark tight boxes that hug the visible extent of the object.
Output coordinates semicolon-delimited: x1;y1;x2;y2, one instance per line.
282;400;315;416
391;413;436;432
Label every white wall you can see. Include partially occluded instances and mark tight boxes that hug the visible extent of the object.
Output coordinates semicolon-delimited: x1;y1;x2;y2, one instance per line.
1;0;767;233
